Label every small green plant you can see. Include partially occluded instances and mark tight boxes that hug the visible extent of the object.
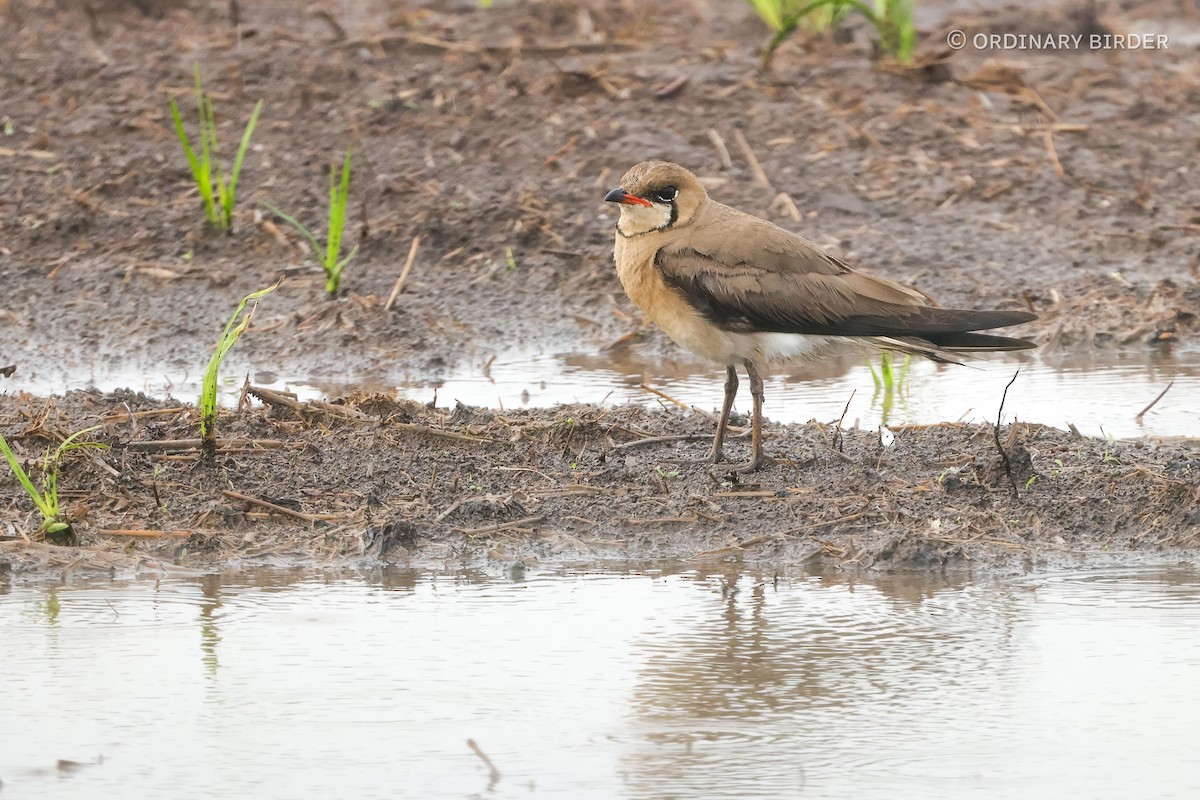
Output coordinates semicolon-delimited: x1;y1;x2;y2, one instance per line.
169;65;264;231
0;425;106;537
868;351;910;391
200;280;282;446
748;0;814;57
747;0;915;63
868;350;910;423
866;0;915;61
264;148;358;295
749;0;849;56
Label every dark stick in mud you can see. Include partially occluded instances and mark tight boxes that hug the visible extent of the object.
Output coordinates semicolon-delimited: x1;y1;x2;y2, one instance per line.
1135;380;1174;421
831;389;855;452
993;370;1021;500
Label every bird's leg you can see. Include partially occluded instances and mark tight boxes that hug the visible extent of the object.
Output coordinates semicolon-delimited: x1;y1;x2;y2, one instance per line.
705;365;739;463
734;360;775;473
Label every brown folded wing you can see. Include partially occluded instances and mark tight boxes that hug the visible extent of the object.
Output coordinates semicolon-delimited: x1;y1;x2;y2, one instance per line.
655;244;1035;345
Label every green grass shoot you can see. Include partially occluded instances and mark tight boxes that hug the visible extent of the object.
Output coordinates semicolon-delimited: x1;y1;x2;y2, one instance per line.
868;350;911;391
868;351;910;423
264;148;358;295
200;279;282;445
868;0;915;61
747;0;915;63
747;0;813;58
169;65;264;231
0;425;106;536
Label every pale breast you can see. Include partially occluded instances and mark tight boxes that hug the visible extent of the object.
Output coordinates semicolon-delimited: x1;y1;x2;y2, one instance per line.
614;234;735;363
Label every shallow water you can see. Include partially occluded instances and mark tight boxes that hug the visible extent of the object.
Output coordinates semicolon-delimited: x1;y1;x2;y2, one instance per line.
9;350;1200;440
3;563;1200;799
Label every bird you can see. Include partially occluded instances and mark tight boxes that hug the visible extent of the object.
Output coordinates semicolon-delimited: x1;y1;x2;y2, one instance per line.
604;160;1037;472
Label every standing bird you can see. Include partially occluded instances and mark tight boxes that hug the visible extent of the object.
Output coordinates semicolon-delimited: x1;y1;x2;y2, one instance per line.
605;160;1036;472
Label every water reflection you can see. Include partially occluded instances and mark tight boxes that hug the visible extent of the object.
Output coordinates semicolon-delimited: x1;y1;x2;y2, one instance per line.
1;564;1199;799
198;574;221;675
621;571;1022;796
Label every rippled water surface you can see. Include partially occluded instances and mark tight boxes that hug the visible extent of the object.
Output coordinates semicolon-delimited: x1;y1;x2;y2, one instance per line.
3;564;1200;799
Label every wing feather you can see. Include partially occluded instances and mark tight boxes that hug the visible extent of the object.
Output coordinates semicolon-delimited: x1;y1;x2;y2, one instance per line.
655;231;1034;342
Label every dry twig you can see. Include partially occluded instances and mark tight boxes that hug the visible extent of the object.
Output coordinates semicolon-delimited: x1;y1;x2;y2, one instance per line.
732;129;771;189
1136;380;1174;420
385;235;421;311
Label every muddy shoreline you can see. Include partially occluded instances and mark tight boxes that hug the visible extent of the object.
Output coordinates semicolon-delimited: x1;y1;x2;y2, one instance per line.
3;1;1200;572
2;389;1197;576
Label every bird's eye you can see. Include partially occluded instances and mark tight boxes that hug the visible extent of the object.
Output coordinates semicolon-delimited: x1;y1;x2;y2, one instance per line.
652;186;678;203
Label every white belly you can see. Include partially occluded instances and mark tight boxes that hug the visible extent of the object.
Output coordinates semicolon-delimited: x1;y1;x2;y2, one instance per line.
731;332;842;366
658;325;848;367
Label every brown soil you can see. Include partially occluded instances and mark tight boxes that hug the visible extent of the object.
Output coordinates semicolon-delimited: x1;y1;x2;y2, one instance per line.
2;389;1198;575
2;1;1199;573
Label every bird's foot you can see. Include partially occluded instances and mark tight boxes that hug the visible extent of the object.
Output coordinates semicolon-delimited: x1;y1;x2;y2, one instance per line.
671;450;725;467
731;452;777;473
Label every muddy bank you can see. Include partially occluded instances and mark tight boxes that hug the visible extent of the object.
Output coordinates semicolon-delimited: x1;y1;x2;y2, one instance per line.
2;389;1198;575
3;2;1200;573
2;0;1199;394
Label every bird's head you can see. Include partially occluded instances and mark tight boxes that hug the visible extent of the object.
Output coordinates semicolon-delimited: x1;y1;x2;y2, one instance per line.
604;161;707;238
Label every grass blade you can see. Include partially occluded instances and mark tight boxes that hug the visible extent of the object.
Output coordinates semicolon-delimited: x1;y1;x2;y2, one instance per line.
200;278;282;442
0;431;55;521
264;145;355;296
197;70;220;225
325;148;352;277
169;66;263;230
168;98;203;192
748;0;784;30
262;203;323;258
336;244;359;272
225;99;264;229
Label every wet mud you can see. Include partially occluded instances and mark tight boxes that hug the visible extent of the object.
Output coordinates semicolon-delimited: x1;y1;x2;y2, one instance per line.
2;390;1197;574
2;0;1199;572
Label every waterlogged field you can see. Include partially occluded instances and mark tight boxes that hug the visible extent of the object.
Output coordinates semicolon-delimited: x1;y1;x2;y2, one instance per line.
2;1;1199;563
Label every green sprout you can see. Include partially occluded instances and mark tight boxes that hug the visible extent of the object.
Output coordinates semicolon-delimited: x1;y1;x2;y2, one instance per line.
868;351;910;423
748;0;838;57
264;147;358;296
747;0;915;64
866;0;915;61
0;425;106;539
169;65;264;231
868;350;910;391
200;280;282;446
